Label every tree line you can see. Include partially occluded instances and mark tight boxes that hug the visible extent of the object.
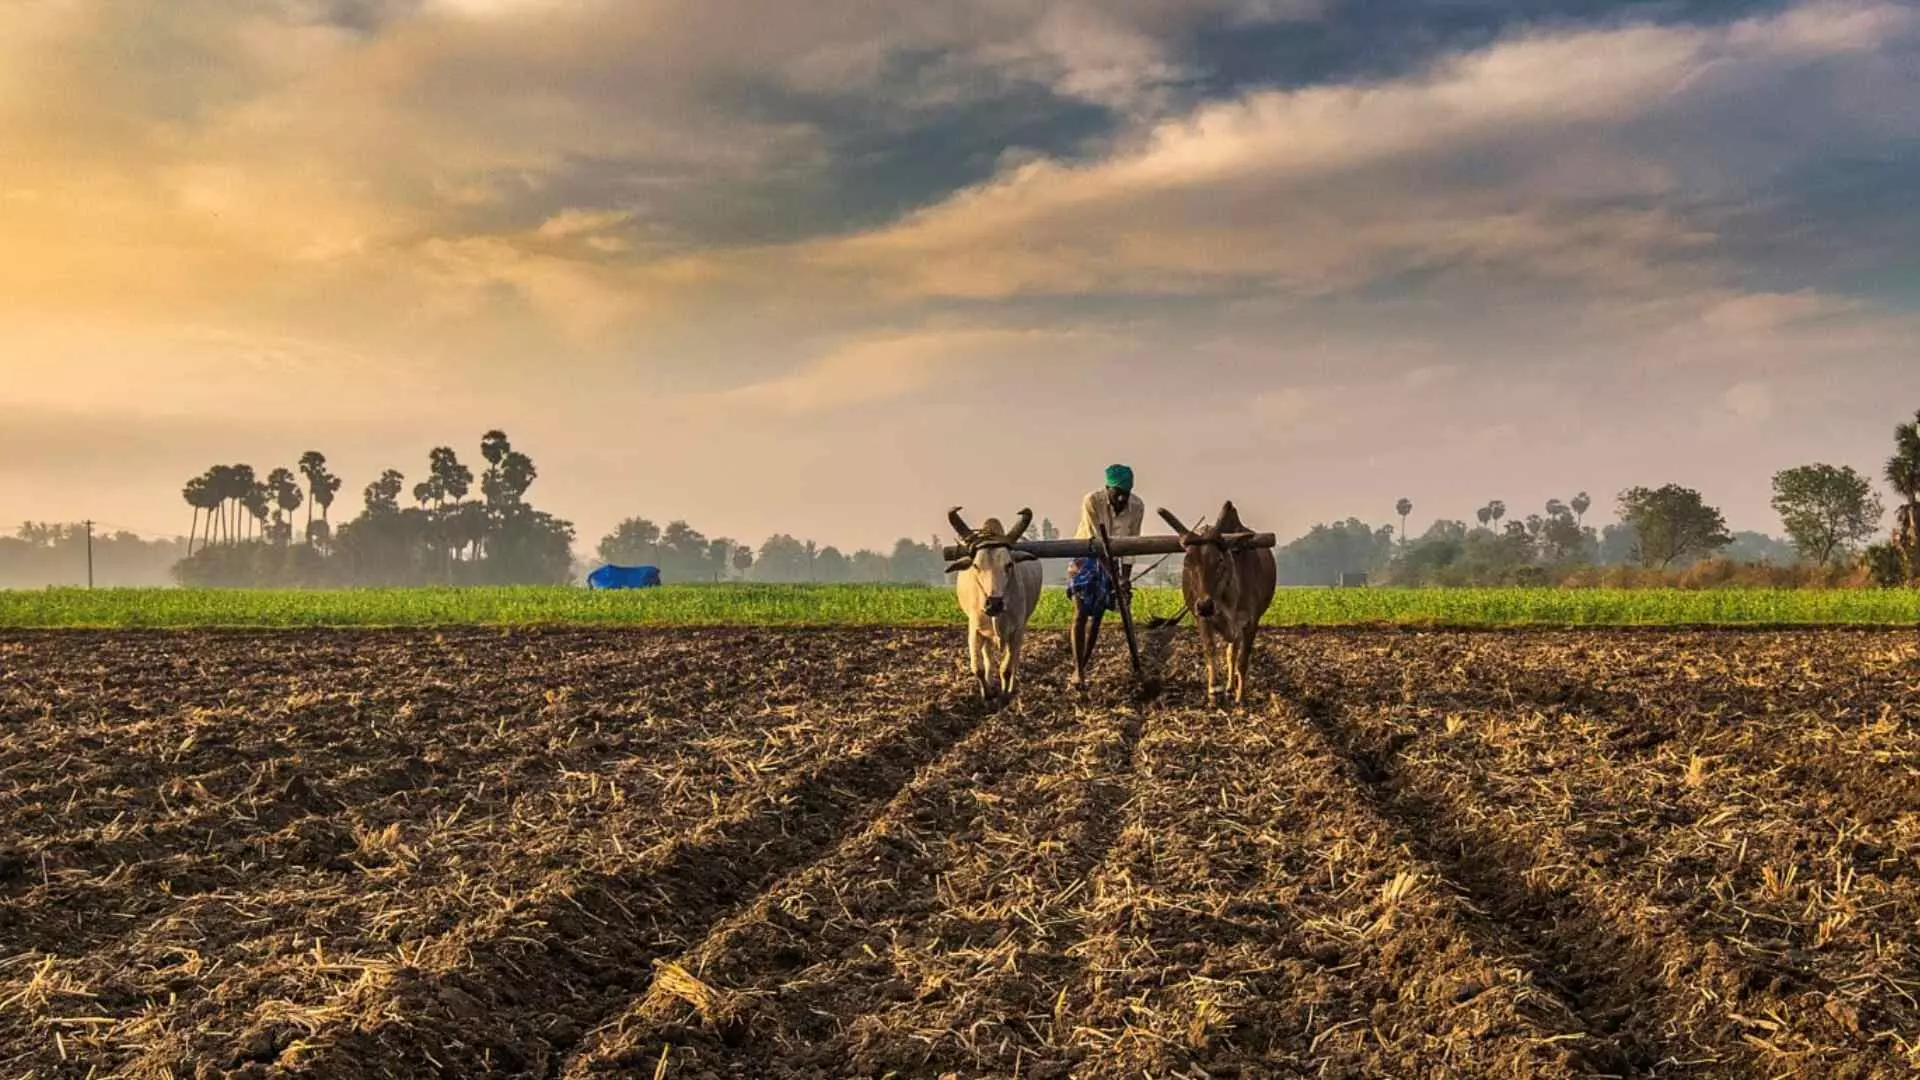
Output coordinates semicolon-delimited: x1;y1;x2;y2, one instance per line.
591;516;1068;585
173;430;575;587
1342;416;1918;588
0;525;187;589
7;410;1914;591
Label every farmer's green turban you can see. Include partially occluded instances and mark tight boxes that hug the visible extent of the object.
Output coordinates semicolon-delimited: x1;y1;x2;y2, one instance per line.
1105;464;1134;491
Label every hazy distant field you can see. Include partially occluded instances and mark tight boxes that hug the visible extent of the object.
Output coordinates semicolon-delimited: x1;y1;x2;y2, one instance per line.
1;585;1915;627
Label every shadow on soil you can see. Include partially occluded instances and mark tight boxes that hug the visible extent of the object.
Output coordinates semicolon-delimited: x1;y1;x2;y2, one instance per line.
1273;671;1684;1078
252;687;1002;1078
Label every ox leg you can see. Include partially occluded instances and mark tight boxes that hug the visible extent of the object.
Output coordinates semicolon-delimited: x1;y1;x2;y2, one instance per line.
1197;624;1219;702
1000;631;1021;699
968;625;992;702
1233;624;1256;706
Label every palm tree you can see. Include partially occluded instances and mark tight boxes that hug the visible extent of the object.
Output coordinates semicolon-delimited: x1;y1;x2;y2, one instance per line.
1571;491;1591;527
1489;500;1507;530
429;447;472;506
298;452;327;542
1887;410;1920;579
268;468;303;546
207;465;244;545
228;465;258;543
244;479;271;543
313;468;342;531
183;475;214;556
1395;498;1413;551
1476;506;1492;530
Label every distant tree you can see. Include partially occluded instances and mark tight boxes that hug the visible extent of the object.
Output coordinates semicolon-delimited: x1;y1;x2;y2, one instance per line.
755;534;812;582
657;520;709;583
182;474;218;556
1570;491;1592;527
1488;500;1506;530
224;465;257;543
598;518;663;566
268;468;303;546
1770;464;1883;565
1395;498;1413;551
701;538;735;583
298;451;327;541
1596;523;1639;566
1722;531;1800;564
429;447;472;506
1475;506;1492;530
1275;519;1395;586
1617;484;1732;568
731;545;754;576
1040;518;1059;542
243;476;270;543
850;548;890;582
306;455;343;537
887;538;942;584
815;545;851;583
365;469;406;514
1887;410;1920;580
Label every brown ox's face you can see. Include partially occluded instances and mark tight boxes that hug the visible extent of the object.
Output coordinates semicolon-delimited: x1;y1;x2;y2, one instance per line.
1182;530;1234;620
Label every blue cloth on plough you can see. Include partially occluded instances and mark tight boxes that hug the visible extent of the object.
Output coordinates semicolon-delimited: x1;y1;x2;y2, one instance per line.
1067;558;1116;616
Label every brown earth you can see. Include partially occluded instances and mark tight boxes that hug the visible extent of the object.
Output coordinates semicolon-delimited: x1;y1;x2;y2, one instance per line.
1;627;1917;1078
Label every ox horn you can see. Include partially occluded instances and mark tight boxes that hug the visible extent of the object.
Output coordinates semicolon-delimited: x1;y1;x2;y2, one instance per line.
1007;508;1033;543
1158;508;1199;546
948;507;976;543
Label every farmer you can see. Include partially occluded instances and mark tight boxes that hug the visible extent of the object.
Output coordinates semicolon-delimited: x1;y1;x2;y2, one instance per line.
1068;464;1145;688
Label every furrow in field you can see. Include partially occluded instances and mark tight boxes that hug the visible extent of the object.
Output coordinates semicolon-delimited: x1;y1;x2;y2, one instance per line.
1277;630;1920;1075
0;628;970;1079
1052;666;1600;1079
563;639;1129;1079
231;655;994;1077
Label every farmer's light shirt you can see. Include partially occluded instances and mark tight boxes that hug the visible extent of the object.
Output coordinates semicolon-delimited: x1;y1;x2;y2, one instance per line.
1076;490;1145;565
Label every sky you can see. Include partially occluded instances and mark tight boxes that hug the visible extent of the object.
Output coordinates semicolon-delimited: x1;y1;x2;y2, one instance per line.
3;0;1918;552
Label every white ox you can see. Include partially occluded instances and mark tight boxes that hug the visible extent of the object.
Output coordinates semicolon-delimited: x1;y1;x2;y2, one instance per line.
946;507;1043;702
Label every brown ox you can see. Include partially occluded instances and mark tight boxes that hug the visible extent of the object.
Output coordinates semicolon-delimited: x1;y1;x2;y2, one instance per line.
946;508;1043;702
1159;501;1277;705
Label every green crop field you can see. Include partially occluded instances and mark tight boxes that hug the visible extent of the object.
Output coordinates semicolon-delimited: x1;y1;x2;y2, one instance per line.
1;585;1915;629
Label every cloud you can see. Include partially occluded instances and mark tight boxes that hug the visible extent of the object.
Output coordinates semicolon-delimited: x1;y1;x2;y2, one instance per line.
715;327;1100;416
2;0;1918;549
804;3;1917;304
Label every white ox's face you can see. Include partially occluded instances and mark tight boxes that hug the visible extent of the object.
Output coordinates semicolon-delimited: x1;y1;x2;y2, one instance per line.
949;543;1033;617
970;545;1017;617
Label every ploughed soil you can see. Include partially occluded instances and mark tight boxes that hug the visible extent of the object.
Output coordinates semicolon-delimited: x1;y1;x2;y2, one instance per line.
1;626;1916;1078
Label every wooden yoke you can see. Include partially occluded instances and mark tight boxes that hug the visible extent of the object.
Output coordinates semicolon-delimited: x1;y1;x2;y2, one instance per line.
939;532;1275;563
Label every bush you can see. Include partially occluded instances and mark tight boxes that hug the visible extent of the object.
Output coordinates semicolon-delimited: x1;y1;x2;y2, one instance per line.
1864;544;1907;589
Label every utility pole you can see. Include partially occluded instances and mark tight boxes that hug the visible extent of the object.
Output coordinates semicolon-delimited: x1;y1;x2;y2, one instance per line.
83;519;94;588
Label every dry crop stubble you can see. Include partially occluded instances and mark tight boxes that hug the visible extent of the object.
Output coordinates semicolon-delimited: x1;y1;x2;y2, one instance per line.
1272;630;1920;1076
2;626;1916;1078
0;629;988;1076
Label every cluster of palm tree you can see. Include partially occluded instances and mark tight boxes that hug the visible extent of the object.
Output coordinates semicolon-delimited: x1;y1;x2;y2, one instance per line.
400;443;496;568
344;429;567;582
182;455;342;555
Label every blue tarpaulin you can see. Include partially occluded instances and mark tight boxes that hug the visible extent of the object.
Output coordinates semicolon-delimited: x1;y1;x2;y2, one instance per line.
588;564;662;590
